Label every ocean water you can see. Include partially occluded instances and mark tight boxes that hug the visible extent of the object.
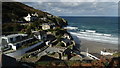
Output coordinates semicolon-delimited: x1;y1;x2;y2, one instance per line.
61;16;118;44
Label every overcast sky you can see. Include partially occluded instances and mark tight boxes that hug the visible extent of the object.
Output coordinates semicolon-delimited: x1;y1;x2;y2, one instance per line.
8;0;120;16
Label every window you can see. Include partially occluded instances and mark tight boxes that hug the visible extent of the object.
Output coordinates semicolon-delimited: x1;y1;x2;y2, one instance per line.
10;38;13;43
16;36;21;41
2;39;7;46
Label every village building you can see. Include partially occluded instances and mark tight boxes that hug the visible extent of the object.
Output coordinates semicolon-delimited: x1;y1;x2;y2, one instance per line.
1;34;35;50
40;17;47;21
101;51;113;56
23;14;31;21
8;37;34;50
23;13;38;22
47;14;52;17
41;23;56;30
33;31;47;40
46;34;56;42
2;34;28;44
70;55;82;61
61;38;72;47
32;13;39;17
63;33;72;40
45;41;52;47
43;34;57;47
42;23;50;30
47;32;52;34
100;48;115;56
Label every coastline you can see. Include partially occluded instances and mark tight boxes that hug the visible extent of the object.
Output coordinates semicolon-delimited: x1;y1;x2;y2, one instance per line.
79;38;118;53
71;34;118;53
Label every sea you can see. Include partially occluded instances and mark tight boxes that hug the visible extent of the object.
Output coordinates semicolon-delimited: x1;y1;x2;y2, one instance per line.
61;16;118;44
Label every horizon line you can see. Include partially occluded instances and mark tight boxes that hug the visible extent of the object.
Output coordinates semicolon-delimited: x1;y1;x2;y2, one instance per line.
58;15;118;17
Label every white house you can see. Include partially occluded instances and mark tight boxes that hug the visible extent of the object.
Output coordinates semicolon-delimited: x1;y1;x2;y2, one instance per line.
61;38;72;47
45;41;52;47
100;51;113;55
32;13;38;17
24;14;31;21
34;33;41;40
33;31;47;40
42;23;50;30
2;34;27;43
1;34;31;50
7;37;34;50
64;33;71;40
47;14;52;17
23;13;39;22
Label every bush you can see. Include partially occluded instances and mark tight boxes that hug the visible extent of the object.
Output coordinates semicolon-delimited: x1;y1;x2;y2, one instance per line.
2;23;23;32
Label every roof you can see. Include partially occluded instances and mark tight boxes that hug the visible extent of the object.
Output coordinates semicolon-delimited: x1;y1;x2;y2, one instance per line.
46;34;56;41
33;31;46;35
2;34;27;39
34;32;40;35
42;23;55;26
39;31;46;35
82;56;93;61
26;14;31;17
70;55;82;61
61;38;71;43
42;23;49;25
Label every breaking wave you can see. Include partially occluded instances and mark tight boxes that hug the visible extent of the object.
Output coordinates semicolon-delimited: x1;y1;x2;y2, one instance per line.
69;29;118;44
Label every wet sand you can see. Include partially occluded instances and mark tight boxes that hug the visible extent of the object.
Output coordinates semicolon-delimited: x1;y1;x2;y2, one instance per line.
75;38;118;53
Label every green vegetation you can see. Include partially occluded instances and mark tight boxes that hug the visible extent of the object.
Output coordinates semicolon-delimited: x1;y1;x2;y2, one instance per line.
35;61;82;67
63;54;67;57
2;2;68;36
68;45;73;49
2;2;46;23
56;42;64;47
113;52;120;57
35;61;50;66
2;2;68;25
2;23;24;34
54;16;68;27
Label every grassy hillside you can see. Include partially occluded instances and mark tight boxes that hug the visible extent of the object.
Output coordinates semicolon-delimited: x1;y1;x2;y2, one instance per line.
2;2;68;35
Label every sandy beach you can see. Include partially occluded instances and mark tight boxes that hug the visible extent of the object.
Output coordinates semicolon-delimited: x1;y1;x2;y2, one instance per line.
71;34;118;53
79;38;118;53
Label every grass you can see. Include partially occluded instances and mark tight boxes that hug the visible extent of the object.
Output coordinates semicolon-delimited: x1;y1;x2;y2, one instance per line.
35;61;82;66
56;42;64;47
63;54;67;57
113;52;120;57
36;62;49;65
67;45;73;49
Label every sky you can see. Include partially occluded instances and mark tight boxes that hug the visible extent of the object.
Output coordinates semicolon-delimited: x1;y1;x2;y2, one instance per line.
3;0;120;16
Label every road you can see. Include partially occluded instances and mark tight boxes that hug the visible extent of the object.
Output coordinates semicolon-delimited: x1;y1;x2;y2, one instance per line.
26;46;65;59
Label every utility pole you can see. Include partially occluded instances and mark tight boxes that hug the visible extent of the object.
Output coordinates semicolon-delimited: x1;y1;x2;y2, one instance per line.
86;48;88;56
